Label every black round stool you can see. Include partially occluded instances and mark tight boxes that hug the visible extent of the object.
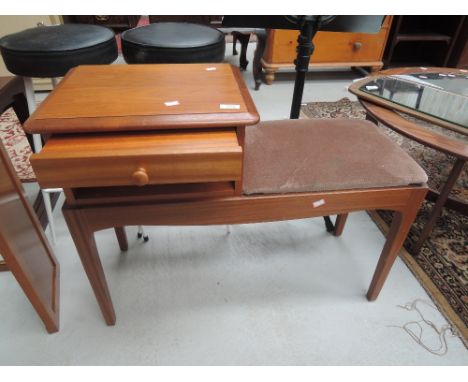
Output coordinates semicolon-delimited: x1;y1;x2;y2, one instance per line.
0;24;118;78
121;22;225;64
0;23;118;244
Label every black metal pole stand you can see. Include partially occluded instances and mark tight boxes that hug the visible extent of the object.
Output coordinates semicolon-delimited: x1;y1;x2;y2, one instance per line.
290;20;317;118
289;18;335;232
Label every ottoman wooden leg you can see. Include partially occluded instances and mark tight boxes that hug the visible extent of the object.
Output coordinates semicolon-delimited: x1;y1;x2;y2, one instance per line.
232;32;250;70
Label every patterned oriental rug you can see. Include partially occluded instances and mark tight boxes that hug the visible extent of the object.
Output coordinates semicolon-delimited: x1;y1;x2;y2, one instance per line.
0;107;34;182
301;98;468;347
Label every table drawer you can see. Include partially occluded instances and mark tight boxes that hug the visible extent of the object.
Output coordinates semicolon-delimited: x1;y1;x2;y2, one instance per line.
30;129;242;189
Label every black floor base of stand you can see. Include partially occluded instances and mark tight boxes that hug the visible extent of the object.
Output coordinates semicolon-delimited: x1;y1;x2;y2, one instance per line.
324;216;335;232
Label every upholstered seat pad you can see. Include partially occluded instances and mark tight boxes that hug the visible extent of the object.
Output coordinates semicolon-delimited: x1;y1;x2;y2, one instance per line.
243;119;427;195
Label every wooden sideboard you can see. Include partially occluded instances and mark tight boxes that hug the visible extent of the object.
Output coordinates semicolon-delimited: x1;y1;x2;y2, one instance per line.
261;16;393;84
63;16;141;32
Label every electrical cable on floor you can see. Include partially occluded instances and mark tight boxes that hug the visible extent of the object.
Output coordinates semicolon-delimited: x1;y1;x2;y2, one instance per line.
387;299;459;356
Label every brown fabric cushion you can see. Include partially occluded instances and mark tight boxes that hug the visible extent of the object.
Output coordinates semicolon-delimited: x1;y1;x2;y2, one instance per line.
243;118;427;195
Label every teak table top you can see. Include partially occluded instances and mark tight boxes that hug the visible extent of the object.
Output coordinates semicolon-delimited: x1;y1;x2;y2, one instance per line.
24;63;259;134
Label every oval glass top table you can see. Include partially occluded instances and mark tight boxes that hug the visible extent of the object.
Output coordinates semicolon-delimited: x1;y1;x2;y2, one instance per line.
349;67;468;254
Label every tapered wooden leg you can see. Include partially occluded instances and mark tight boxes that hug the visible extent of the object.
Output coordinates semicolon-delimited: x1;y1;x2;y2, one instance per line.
411;158;465;254
367;188;427;301
114;227;128;251
62;206;116;325
333;214;348;236
365;111;379;125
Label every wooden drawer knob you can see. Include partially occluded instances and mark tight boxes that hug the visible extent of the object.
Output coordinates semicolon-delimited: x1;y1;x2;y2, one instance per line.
132;168;149;186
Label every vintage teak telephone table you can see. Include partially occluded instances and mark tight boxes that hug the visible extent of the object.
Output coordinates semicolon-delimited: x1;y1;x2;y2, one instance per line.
25;64;428;327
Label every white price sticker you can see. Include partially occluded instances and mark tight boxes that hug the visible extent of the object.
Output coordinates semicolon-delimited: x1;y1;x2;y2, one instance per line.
312;199;326;208
220;104;240;110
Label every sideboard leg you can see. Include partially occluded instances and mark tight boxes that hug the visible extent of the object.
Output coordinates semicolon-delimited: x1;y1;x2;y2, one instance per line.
114;227;128;251
63;207;116;325
264;67;277;85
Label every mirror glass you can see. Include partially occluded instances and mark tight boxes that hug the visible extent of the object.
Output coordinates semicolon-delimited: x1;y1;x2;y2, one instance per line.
359;72;468;128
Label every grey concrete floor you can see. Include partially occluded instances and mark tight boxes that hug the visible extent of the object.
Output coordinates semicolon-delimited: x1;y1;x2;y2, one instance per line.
0;43;467;365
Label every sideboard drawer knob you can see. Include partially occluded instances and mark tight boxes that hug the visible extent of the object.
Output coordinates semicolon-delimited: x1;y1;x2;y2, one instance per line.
95;15;110;22
353;42;363;50
132;168;149;186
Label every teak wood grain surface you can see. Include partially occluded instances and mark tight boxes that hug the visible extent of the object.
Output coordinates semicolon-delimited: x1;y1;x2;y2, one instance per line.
31;128;243;189
25;63;429;327
24;64;259;134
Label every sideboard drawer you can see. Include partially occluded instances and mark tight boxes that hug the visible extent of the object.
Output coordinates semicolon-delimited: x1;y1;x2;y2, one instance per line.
269;29;390;64
31;128;242;189
264;16;393;71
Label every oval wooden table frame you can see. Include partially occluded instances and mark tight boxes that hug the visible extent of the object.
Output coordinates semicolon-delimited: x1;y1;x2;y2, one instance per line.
349;67;468;254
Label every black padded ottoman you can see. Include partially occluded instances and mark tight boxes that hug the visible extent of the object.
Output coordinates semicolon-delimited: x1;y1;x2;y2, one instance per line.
0;24;118;78
121;22;225;64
